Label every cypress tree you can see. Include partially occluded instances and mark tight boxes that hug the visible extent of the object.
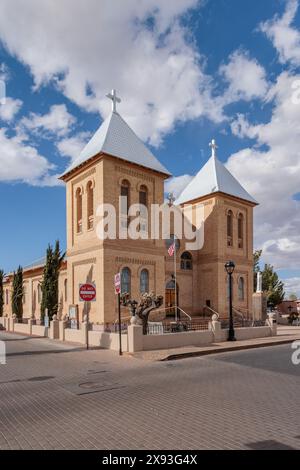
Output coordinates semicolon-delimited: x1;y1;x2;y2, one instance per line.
0;269;4;317
12;266;23;319
41;241;64;321
41;245;53;321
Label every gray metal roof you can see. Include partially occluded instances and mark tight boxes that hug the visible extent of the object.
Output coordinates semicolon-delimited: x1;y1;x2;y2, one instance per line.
176;154;258;205
61;111;171;177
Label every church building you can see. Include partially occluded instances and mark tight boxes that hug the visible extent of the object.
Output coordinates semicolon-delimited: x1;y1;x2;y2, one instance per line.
3;90;258;324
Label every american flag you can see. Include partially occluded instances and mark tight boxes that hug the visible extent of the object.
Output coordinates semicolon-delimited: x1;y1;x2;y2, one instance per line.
168;241;175;257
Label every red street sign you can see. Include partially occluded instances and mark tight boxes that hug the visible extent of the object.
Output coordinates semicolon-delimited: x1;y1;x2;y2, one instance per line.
114;273;121;295
79;283;96;302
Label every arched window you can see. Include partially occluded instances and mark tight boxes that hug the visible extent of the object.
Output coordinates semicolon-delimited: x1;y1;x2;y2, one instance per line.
139;185;148;234
87;181;94;230
139;185;147;209
238;277;245;301
140;269;149;293
238;213;244;249
227;210;233;247
181;252;192;270
121;267;131;294
76;187;83;233
120;180;130;229
64;279;68;303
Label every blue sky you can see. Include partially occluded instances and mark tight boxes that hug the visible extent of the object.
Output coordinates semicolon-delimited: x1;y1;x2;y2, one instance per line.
0;0;300;296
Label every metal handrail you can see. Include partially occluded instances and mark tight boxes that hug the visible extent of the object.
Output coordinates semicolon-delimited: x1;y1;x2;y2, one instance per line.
152;306;192;321
233;305;256;325
232;307;245;325
113;306;192;325
232;307;244;318
203;305;220;320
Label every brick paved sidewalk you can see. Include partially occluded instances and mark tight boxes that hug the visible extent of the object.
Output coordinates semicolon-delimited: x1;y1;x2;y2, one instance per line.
0;330;300;449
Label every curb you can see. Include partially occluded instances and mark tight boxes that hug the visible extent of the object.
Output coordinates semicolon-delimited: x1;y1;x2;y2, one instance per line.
160;338;300;361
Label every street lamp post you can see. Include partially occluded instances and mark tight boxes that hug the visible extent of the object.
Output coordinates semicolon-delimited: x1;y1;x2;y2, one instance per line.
225;261;236;342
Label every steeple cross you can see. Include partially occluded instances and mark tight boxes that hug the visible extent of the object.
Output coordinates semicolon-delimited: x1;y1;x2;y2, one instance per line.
106;89;121;113
167;192;176;207
209;139;218;158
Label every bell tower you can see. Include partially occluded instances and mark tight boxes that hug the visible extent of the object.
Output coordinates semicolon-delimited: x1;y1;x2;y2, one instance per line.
175;139;258;318
60;90;171;324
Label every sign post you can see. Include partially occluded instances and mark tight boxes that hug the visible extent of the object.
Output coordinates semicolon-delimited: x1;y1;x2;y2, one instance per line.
79;284;96;350
114;273;122;356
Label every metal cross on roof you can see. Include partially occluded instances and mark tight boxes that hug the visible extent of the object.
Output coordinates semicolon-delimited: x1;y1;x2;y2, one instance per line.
167;192;176;206
106;89;121;113
209;139;218;158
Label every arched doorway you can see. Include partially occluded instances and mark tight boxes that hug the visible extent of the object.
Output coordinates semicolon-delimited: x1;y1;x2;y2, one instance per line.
165;277;179;317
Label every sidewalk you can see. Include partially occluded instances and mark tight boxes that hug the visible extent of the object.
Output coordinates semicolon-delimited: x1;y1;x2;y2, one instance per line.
130;325;300;361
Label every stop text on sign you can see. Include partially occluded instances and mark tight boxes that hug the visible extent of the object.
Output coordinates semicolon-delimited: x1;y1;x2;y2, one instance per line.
79;283;96;302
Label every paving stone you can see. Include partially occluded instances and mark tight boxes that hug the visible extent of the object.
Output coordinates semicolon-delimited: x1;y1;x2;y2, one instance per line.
0;331;299;450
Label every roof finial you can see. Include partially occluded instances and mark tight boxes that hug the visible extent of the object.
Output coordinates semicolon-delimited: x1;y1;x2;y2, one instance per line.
106;89;121;113
209;138;218;158
167;192;176;207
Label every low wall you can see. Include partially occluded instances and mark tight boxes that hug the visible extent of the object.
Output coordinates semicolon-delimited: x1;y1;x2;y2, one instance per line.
234;326;272;340
0;317;276;353
64;327;85;344
142;330;214;351
14;323;30;334
31;325;48;337
128;321;276;353
88;331;128;351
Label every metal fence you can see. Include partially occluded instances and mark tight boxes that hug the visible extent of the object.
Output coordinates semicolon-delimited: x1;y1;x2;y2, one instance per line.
147;319;209;335
103;321;129;334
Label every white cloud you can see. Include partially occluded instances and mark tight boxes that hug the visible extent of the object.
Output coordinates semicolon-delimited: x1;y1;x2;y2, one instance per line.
283;277;300;297
219;50;269;103
57;131;90;161
21;104;76;138
0;127;54;184
227;71;300;269
0;62;10;82
165;174;193;198
0;0;239;147
0;96;22;121
230;114;260;139
260;0;300;66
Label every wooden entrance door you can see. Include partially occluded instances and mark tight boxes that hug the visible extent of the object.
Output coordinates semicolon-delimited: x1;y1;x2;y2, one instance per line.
165;289;176;308
165;288;178;317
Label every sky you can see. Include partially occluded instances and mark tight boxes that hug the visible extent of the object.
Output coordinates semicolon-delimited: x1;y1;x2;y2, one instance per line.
0;0;299;297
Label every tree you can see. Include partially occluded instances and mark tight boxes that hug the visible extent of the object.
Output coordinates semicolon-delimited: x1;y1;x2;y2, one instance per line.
288;293;298;301
261;263;285;307
253;250;285;306
121;292;163;335
12;266;23;319
41;240;64;321
0;270;4;317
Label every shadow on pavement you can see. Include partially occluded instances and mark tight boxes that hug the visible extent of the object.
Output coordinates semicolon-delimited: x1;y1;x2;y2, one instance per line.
6;347;86;357
246;439;296;450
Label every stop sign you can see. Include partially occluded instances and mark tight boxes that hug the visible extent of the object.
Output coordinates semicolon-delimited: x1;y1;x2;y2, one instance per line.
79;283;96;302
